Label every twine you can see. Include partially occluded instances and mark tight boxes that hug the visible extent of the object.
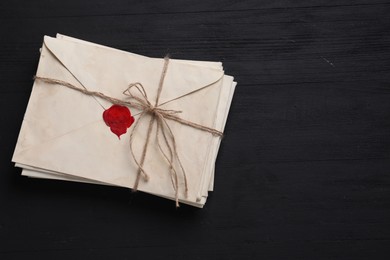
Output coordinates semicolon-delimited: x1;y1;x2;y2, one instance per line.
34;57;223;207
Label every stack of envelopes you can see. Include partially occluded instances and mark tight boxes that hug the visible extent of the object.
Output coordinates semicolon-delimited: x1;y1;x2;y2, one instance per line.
12;34;236;208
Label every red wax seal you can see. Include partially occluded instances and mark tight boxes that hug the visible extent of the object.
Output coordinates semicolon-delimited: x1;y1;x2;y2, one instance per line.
103;105;134;139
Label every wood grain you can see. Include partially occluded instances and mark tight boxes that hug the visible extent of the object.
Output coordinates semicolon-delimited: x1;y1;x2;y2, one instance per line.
0;0;389;259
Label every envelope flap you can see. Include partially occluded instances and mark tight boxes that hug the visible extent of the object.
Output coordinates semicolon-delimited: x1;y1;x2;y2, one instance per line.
160;59;224;105
43;36;224;105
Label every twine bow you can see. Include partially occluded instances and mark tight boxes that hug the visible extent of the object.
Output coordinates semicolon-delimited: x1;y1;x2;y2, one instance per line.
34;57;223;207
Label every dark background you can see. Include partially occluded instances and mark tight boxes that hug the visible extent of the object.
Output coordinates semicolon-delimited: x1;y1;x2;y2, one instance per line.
1;0;389;259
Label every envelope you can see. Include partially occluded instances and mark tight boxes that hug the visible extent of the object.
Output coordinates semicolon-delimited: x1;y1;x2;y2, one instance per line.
12;34;236;207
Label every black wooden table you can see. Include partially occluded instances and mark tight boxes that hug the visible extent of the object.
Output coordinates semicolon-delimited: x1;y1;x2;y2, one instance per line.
1;1;389;259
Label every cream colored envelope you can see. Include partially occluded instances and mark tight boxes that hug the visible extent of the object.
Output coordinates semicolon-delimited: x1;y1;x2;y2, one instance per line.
13;35;234;207
18;34;232;205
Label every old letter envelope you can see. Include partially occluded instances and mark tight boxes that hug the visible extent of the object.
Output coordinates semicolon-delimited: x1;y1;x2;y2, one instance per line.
13;35;236;207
